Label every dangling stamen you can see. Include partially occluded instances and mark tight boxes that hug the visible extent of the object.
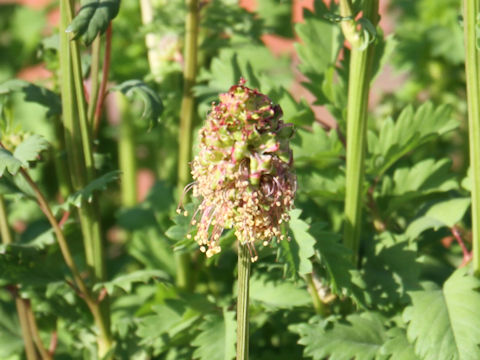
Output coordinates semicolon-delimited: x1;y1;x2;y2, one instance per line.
176;181;197;213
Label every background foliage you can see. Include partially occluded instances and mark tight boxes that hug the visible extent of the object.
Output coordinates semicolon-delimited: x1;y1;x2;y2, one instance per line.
0;0;476;359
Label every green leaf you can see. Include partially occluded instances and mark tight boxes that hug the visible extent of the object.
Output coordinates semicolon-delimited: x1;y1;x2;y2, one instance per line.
191;308;236;360
165;202;197;252
0;79;61;117
0;300;23;359
94;269;169;295
275;209;316;278
67;0;120;45
378;158;458;213
367;103;457;176
114;80;164;127
13;134;49;166
403;267;480;360
295;6;341;106
127;227;177;276
249;273;311;309
0;148;22;177
380;328;419;360
291;312;387;360
0;243;63;286
58;170;121;210
292;123;344;169
309;225;360;299
0;135;49;177
358;232;421;309
406;198;471;239
137;299;201;355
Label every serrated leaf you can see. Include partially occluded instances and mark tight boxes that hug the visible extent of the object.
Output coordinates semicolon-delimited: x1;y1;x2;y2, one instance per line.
292;123;344;169
406;198;471;239
67;0;120;45
137;299;201;355
291;312;387;360
294;6;341;106
275;209;316;278
191;308;236;360
94;269;169;295
309;225;359;298
13;134;49;166
249;273;311;309
358;232;421;309
0;243;63;286
403;267;480;360
0;300;23;358
0;148;22;177
380;328;419;360
58;170;121;211
114;80;164;127
378;158;458;213
0;79;61;117
367;103;457;176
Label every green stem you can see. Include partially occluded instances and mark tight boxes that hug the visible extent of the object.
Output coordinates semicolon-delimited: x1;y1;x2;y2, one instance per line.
25;300;52;360
237;243;251;360
88;35;101;125
0;197;39;360
305;273;327;316
175;0;199;291
463;0;480;275
341;0;379;266
18;168;113;357
117;92;137;207
58;2;112;354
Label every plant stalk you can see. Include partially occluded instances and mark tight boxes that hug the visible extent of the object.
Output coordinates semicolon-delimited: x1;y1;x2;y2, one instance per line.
18;168;113;357
463;0;480;275
88;35;101;125
59;1;112;355
237;243;251;360
341;0;379;265
175;0;199;291
94;24;112;137
305;273;327;316
0;197;39;360
117;92;137;207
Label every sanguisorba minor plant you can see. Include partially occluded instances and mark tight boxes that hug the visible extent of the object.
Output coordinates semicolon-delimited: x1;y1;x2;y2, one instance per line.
185;79;296;359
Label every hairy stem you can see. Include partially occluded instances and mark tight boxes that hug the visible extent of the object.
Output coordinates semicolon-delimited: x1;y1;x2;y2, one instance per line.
237;243;251;360
463;0;480;276
175;0;199;291
341;0;379;265
0;197;39;360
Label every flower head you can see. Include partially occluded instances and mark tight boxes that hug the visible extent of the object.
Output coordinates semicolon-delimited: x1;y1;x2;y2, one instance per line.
186;79;296;261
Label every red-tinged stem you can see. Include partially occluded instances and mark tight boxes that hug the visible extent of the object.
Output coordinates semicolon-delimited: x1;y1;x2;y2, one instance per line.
48;331;58;357
94;23;112;137
452;226;472;267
